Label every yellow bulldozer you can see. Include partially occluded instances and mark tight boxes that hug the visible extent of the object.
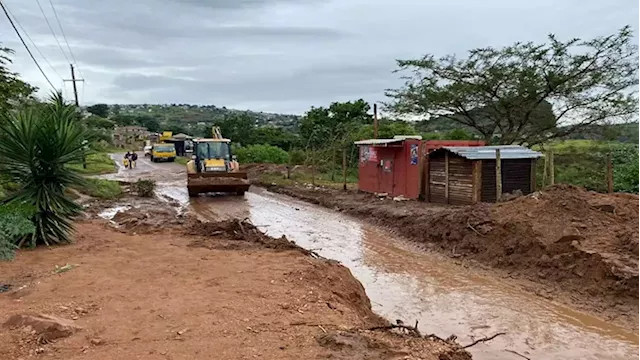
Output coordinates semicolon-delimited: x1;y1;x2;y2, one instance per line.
186;127;250;197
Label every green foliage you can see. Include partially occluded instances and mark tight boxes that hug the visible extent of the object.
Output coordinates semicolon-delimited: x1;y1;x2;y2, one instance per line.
536;141;638;193
211;113;255;146
0;93;89;247
288;149;306;165
74;179;122;199
353;119;417;140
86;104;109;118
0;45;36;116
235;144;289;164
445;128;476;140
111;114;161;133
133;179;156;197
84;115;115;130
387;26;639;145
252;127;300;150
300;99;371;149
0;203;35;260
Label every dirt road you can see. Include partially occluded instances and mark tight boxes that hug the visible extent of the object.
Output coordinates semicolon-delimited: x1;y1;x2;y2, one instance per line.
102;155;639;359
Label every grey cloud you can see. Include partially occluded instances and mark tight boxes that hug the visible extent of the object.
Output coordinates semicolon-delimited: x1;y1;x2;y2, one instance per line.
1;0;637;113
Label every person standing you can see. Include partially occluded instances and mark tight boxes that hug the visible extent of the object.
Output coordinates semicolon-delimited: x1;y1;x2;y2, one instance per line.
123;152;131;169
130;151;138;169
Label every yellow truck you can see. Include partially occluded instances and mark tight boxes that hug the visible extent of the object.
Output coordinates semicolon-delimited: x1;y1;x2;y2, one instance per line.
150;143;176;162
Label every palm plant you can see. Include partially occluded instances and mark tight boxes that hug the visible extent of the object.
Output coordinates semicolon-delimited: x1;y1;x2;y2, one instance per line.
0;92;89;247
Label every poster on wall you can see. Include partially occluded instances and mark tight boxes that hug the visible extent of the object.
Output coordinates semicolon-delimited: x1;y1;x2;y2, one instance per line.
368;147;378;162
383;159;392;172
359;146;379;163
410;144;418;165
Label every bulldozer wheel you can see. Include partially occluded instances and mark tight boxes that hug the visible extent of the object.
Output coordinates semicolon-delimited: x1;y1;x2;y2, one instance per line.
236;191;246;196
188;190;199;197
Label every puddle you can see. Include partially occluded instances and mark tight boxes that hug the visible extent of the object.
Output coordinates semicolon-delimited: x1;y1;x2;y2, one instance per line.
97;205;131;220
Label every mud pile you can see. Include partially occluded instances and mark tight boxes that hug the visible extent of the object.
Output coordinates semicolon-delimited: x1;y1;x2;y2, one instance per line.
186;218;317;255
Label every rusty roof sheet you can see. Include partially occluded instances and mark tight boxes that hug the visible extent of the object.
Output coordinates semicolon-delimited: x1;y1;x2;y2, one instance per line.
353;138;404;146
440;145;542;160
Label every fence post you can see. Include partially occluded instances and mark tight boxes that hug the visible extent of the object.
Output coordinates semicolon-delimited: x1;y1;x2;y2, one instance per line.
549;149;555;185
607;153;613;193
542;151;548;187
310;152;316;187
495;149;502;202
342;149;347;191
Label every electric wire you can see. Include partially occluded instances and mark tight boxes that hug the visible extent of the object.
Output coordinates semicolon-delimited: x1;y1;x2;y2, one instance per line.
0;0;56;89
4;3;63;80
47;0;84;80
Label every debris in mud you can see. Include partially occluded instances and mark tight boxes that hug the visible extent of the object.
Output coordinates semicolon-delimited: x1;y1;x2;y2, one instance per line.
0;283;10;293
107;206;186;234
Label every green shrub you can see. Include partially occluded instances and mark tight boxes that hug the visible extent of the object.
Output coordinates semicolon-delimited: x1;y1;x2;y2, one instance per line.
133;179;156;197
288;149;306;165
74;179;122;199
235;144;289;164
0;203;35;260
0;93;89;247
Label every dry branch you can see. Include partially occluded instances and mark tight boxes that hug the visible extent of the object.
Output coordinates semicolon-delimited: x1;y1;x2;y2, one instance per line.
368;320;421;337
462;332;506;348
504;349;531;360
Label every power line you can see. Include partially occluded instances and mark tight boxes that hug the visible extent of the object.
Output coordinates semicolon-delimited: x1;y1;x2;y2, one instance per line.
35;0;71;64
47;0;84;80
4;4;63;80
0;0;56;89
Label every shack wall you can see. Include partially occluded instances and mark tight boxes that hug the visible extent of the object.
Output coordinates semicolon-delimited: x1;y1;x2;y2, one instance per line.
481;158;534;201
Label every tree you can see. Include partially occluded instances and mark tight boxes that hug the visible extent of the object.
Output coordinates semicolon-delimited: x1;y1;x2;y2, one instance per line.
213;113;255;146
386;26;639;145
86;103;109;118
300;99;372;149
0;45;36;116
0;93;90;247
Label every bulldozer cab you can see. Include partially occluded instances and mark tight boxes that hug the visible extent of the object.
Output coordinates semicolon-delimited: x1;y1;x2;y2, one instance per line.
195;140;231;162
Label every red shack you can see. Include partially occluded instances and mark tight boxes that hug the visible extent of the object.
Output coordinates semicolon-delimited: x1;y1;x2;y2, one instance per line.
354;136;484;199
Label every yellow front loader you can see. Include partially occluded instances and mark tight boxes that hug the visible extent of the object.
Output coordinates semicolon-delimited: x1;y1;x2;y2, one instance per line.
186;128;250;197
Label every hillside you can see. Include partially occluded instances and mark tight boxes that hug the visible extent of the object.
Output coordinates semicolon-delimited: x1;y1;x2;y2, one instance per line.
109;104;301;131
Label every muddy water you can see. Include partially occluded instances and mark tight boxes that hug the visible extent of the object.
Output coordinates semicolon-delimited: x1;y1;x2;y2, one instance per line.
108;158;639;359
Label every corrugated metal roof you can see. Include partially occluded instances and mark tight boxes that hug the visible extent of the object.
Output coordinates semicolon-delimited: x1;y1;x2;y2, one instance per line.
354;138;404;146
439;145;542;160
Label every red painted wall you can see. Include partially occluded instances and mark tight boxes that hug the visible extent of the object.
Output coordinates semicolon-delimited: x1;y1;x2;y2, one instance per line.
357;139;422;198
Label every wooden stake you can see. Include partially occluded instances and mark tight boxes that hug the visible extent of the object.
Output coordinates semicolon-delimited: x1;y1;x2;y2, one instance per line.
607;153;613;193
444;151;449;204
542;152;548;188
373;103;378;139
549;150;555;185
495;149;502;202
342;149;347;191
311;152;316;187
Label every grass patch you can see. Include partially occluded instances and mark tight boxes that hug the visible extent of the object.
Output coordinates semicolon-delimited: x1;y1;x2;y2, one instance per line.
175;157;189;166
68;152;116;175
260;171;359;190
73;178;122;200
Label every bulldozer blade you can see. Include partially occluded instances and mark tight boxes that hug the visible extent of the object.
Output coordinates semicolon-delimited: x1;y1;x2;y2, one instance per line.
187;172;251;196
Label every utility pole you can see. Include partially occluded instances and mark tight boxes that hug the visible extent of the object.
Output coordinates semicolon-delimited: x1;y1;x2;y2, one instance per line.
64;64;84;106
64;64;86;168
373;103;378;139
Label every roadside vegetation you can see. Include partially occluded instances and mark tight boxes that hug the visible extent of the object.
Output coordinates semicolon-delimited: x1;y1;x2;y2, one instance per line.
68;152;116;175
72;178;122;200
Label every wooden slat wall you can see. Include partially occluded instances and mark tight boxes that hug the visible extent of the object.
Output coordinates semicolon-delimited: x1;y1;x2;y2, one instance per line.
428;157;446;203
481;159;533;202
447;157;474;205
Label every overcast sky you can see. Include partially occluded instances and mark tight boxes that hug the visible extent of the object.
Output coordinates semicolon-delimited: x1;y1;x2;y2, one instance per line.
1;0;637;114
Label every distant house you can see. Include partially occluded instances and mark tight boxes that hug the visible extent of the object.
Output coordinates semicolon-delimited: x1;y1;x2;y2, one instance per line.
113;126;150;148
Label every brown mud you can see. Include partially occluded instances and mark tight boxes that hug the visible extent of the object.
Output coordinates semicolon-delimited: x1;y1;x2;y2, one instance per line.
0;205;470;360
254;176;639;331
